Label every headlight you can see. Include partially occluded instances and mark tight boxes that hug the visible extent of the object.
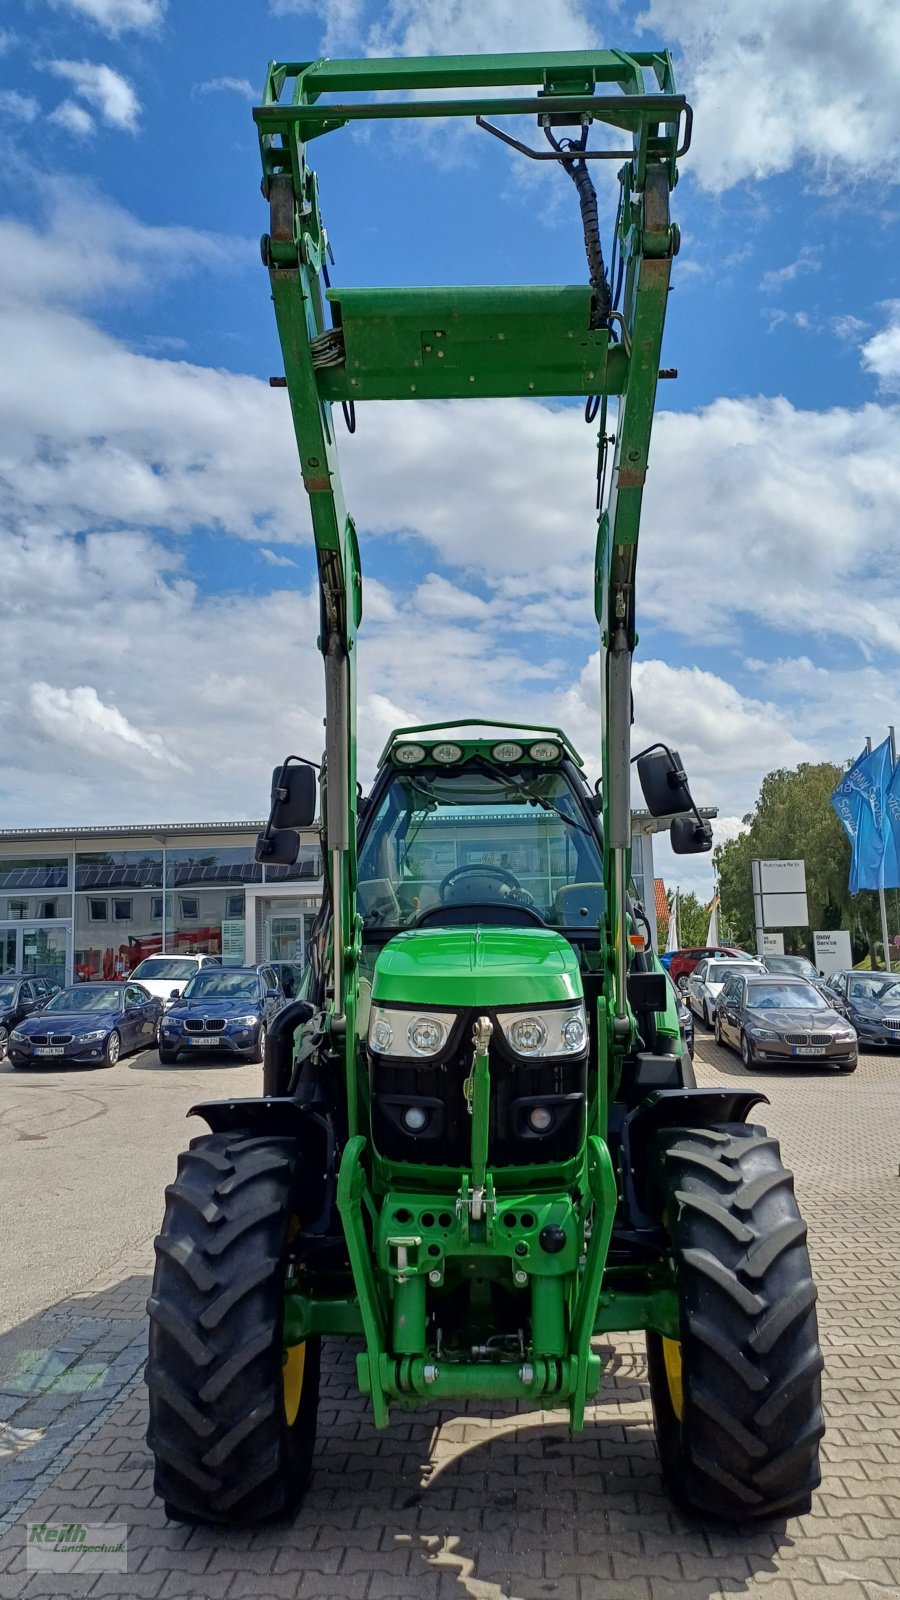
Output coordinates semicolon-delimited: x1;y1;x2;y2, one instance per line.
232;1015;259;1027
500;1004;587;1058
80;1029;108;1043
747;1026;779;1041
368;1006;456;1059
833;1026;857;1040
10;1029;27;1043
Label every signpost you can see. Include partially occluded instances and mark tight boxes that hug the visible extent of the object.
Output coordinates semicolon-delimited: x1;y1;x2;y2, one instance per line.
813;930;853;979
751;859;810;958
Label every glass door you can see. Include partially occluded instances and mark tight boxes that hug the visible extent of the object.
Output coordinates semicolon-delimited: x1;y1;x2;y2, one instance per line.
267;915;308;964
20;925;70;987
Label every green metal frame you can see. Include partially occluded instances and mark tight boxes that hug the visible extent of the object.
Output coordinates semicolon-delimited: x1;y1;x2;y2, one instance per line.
256;49;686;1426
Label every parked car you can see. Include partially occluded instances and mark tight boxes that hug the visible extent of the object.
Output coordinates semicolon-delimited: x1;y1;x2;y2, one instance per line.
713;972;857;1072
686;956;765;1029
664;970;694;1059
762;954;820;983
129;953;221;1003
668;944;756;991
821;969;900;1048
0;975;59;1059
158;964;284;1064
7;982;162;1069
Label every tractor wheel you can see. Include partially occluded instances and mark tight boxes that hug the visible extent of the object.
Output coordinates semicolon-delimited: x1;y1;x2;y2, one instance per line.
146;1131;320;1525
647;1124;823;1520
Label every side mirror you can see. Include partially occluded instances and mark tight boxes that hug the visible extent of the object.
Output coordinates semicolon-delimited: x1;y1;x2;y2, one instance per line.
256;827;300;866
271;762;317;828
670;815;713;854
169;988;181;999
266;986;279;999
637;746;693;817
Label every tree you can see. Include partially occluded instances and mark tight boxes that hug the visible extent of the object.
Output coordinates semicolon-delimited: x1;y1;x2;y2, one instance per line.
666;889;709;949
714;762;889;965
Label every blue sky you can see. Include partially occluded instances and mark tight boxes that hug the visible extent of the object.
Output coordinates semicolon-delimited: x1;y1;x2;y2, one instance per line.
0;0;898;900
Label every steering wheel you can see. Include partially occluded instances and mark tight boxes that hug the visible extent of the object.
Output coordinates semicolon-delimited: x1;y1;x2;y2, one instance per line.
438;864;534;907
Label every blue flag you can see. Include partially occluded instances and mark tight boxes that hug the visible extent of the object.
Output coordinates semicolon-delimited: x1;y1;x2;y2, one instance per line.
830;750;866;863
883;756;900;891
840;739;892;893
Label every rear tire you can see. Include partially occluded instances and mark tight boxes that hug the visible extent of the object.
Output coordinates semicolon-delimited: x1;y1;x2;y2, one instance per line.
146;1131;320;1525
647;1124;823;1520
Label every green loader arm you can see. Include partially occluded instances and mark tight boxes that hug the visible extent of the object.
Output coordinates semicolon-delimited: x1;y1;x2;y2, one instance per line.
254;48;687;1094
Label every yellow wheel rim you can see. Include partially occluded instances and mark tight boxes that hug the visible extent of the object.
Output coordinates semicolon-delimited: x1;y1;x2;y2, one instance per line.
662;1336;684;1422
282;1342;306;1426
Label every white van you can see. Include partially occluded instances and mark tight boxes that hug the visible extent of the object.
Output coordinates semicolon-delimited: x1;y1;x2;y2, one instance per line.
129;954;221;1003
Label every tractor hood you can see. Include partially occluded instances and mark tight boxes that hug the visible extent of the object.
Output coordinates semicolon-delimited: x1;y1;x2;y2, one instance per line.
372;926;582;1009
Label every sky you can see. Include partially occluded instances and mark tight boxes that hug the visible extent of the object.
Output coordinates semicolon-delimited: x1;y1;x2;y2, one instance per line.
1;0;899;900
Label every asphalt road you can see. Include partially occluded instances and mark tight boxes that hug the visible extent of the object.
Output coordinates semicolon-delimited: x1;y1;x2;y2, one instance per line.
0;1048;260;1351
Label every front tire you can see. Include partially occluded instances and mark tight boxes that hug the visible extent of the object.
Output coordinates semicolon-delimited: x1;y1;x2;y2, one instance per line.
647;1124;823;1520
146;1131;320;1525
714;1013;724;1047
0;1025;8;1061
104;1030;121;1067
249;1023;267;1066
740;1031;755;1069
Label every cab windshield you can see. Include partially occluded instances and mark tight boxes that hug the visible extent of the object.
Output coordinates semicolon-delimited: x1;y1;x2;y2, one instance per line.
357;764;604;932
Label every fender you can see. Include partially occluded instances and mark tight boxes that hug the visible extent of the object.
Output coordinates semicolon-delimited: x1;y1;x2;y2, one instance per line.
187;1095;338;1234
262;998;315;1096
620;1087;769;1226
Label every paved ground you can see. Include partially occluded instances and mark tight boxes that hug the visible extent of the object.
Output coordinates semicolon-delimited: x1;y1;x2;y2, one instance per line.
0;1034;898;1599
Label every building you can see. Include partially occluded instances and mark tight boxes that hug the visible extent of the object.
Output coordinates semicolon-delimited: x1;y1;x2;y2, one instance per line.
0;823;323;987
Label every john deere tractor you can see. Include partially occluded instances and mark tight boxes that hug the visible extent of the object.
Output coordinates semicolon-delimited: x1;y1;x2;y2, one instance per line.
146;49;824;1525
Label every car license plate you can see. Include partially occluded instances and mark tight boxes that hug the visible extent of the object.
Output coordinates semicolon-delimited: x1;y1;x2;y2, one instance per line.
35;1046;65;1056
793;1046;826;1056
189;1037;220;1046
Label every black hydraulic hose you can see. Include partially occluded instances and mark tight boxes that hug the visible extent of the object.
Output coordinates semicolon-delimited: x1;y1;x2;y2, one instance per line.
545;124;611;328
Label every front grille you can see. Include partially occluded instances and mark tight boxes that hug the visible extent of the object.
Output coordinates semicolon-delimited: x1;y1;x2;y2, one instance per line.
184;1018;227;1034
783;1032;833;1046
30;1033;74;1045
883;1019;900;1031
30;1034;49;1045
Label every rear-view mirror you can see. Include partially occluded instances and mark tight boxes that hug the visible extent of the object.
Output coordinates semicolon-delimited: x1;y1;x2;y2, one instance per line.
256;826;300;866
670;815;713;854
271;763;317;829
637;746;693;817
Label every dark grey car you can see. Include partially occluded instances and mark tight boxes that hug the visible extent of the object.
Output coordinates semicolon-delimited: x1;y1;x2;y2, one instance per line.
713;972;857;1072
821;969;900;1049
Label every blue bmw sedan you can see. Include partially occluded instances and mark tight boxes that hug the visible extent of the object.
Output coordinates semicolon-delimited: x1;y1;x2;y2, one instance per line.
158;965;283;1064
7;982;162;1068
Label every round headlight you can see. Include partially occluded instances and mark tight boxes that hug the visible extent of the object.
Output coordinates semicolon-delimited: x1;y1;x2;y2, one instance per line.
508;1015;548;1054
407;1016;446;1055
431;743;462;764
371;1016;394;1052
403;1106;430;1132
528;1105;554;1132
492;742;523;762
394;743;426;765
561;1013;586;1051
529;741;560;761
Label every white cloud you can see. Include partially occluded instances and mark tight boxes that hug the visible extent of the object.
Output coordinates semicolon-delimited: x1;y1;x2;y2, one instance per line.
49;99;95;137
365;0;598;58
0;90;39;122
29;682;187;772
860;301;900;389
0;30;19;55
48;59;140;131
759;245;821;294
47;0;164;32
637;0;900;190
195;76;256;101
259;546;297;568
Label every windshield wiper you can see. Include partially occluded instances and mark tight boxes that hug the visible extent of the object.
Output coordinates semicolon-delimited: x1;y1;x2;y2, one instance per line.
478;759;593;836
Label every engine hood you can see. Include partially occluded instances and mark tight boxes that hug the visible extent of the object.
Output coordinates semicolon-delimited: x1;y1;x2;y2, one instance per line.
372;926;582;1009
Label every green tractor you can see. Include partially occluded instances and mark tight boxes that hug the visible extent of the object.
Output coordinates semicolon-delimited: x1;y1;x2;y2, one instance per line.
146;49;823;1525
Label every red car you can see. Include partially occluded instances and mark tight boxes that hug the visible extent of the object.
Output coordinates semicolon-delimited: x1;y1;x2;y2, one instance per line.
668;945;754;990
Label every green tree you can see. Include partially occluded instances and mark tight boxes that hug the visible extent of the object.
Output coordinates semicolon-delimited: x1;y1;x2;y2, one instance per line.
714;763;889;966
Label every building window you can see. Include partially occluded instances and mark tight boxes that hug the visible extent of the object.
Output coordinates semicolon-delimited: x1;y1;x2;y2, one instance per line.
41;901;57;919
151;896;163;920
113;899;133;921
180;896;199;920
226;893;244;919
89;899;107;921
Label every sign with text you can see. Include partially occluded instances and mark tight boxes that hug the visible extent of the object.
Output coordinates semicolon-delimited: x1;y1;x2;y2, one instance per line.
761;932;784;955
220;920;246;965
813;930;853;978
751;858;809;932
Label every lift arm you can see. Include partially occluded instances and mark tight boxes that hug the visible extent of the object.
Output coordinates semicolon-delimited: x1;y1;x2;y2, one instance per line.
254;48;687;1083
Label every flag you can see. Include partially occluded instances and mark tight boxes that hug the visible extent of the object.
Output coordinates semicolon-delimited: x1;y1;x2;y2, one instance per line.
883;757;900;891
706;894;719;946
833;739;892;893
666;889;679;952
